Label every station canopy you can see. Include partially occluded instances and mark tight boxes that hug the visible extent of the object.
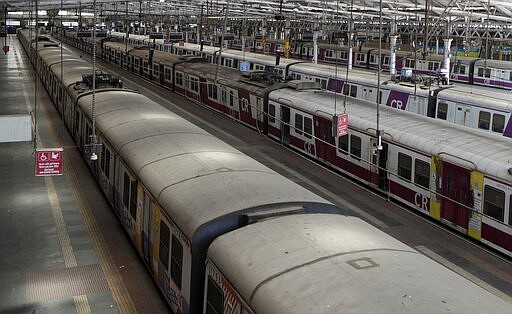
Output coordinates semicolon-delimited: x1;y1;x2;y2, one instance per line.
0;1;510;25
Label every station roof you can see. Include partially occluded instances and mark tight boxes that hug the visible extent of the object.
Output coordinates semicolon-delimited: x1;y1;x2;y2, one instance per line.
1;0;511;24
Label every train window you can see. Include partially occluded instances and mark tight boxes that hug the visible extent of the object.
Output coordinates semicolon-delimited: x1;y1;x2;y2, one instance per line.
343;84;350;96
338;135;348;154
483;185;505;222
350;85;357;97
175;72;183;86
370;54;376;64
383;56;389;65
356;53;365;61
428;62;439;71
492;114;505;133
190;77;200;93
159;221;170;270
170;235;183;289
398;153;412;180
454;65;466;74
405;59;415;68
205;277;224;314
229;91;234;107
343;84;357;97
75;112;80;135
340;51;347;60
304;117;312;138
130;179;137;220
295;114;303;135
100;144;106;172
269;104;276;123
414;159;430;188
478;111;491;130
437;102;448;120
509;72;512;82
326;50;333;58
105;149;111;179
123;172;130;209
208;83;218;100
509;195;512;226
153;64;159;77
221;90;227;103
143;61;149;73
478;68;491;78
350;135;361;160
164;68;172;81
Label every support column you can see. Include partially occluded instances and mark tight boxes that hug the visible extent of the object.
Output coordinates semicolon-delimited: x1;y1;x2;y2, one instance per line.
389;35;398;76
347;20;354;70
312;31;318;64
443;38;453;84
389;21;397;75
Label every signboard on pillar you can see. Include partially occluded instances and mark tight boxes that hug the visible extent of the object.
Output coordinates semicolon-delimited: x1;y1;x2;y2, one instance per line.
35;148;63;176
336;113;349;137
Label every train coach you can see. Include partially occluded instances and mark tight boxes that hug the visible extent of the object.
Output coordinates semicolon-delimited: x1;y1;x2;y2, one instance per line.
20;29;512;313
264;82;512;257
205;214;512;313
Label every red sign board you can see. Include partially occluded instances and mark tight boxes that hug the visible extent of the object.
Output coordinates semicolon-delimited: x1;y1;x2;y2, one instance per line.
337;113;349;137
35;148;63;176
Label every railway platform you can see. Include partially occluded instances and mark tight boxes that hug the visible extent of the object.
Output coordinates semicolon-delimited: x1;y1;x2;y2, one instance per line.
0;35;169;313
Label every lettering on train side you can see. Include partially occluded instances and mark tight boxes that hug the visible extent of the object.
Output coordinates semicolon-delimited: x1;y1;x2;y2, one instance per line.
241;98;250;112
414;193;429;211
390;99;404;110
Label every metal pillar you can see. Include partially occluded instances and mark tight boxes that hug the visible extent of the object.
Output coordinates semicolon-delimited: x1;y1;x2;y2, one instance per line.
443;38;453;84
312;32;318;64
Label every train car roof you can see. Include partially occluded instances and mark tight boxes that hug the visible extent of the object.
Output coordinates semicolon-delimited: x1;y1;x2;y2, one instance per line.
76;91;330;240
474;58;512;70
439;84;512;111
208;214;512;313
269;85;512;183
103;41;131;51
176;61;281;94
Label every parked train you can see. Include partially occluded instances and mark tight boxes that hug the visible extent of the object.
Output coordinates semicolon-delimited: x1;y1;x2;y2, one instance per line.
19;29;512;313
107;31;512;90
59;31;512;258
82;31;512;138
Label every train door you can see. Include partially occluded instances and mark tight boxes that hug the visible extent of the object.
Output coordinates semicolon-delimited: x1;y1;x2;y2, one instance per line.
454;104;471;127
369;139;388;190
142;192;154;271
441;163;471;230
468;60;477;84
315;117;332;162
378;143;389;190
281;106;290;145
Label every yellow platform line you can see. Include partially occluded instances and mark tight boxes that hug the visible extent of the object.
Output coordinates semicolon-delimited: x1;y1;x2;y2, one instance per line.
43;174;78;268
65;154;137;314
